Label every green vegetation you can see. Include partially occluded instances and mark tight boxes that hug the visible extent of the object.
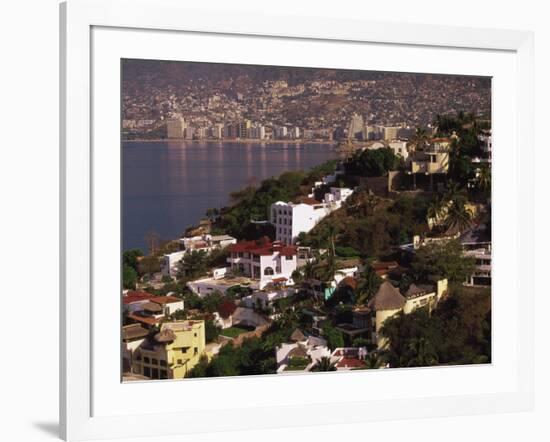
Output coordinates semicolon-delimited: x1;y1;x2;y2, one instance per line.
311;356;337;372
322;324;345;351
343;147;400;177
122;248;143;289
188;339;277;378
301;192;430;258
286;356;311;370
219;325;254;339
410;240;475;283
433;112;492;191
123;249;143;271
356;264;383;305
205;320;221;343
380;285;491;367
122;264;138;290
177;250;208;280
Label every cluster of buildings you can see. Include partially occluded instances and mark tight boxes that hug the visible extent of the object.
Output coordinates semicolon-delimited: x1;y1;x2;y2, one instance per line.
123;291;184;327
123;320;207;380
122;121;492;380
160;114;426;143
275;330;370;373
122;61;491;141
161;233;237;278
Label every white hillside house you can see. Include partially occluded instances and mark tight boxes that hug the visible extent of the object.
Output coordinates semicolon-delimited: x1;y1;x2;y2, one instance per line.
271;187;353;245
226;237;299;289
271;200;328;245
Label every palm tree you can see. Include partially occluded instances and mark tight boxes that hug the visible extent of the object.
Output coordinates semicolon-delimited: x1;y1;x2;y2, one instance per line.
276;309;300;330
406;337;439;367
426;193;445;229
319;228;337;283
476;164;491;193
356;265;382;305
445;200;473;234
443;180;466;205
364;351;387;369
313;356;337;372
408;127;429;152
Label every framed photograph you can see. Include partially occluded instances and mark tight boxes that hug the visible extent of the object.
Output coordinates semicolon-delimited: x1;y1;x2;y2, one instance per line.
60;0;534;440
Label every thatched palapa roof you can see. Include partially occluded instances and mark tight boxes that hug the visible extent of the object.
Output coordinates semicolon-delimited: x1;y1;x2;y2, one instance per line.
368;281;406;311
290;328;307;342
154;328;176;343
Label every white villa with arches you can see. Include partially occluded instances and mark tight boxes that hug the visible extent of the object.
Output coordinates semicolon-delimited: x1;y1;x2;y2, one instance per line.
227;237;298;289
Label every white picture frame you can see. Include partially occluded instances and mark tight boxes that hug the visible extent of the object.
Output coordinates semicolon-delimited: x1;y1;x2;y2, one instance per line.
60;0;534;440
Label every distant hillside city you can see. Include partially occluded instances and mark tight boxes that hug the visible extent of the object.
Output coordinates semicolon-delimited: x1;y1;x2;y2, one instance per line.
121;59;491;141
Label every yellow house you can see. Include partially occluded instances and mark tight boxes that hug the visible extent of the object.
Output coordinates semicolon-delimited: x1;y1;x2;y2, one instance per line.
368;281;407;350
133;320;206;380
368;279;448;349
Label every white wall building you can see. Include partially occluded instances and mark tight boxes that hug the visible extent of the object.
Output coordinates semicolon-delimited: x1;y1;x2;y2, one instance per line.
227;237;298;289
323;187;354;209
241;287;296;310
388;140;409;161
211;123;224;139
166;117;186;139
276;334;331;373
160;250;186;278
270;200;329;245
274;126;288;139
383;126;399;140
178;234;237;254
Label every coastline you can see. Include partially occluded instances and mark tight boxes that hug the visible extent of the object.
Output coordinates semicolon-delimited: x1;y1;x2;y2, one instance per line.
122;138;337;145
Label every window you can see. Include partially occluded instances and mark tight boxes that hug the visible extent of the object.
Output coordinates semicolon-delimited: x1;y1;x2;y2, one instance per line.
151;358;158;365
160;370;168;379
194;347;198;356
194;333;197;337
143;367;151;377
177;359;183;364
143;357;150;364
264;266;274;276
160;360;167;367
285;255;293;260
151;368;159;379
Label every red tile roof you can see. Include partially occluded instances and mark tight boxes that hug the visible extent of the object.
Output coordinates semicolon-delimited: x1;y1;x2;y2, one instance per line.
371;261;399;271
296;197;322;206
336;358;367;369
272;277;288;283
229;237;297;257
127;312;159;326
150;295;182;305
123;291;155;305
339;276;357;290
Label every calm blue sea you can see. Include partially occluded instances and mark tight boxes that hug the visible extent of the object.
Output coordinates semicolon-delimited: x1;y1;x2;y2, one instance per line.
122;140;338;251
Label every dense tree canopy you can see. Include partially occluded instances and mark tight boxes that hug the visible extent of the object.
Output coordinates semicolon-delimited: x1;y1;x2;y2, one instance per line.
381;285;491;367
122;264;138;289
411;240;475;283
301;192;430;258
343;147;400;177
